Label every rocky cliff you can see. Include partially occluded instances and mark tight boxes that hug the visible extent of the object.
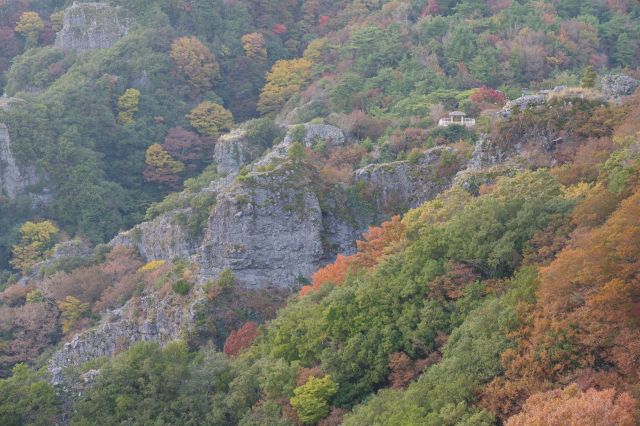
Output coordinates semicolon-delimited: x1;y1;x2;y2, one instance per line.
112;125;467;289
54;2;132;53
48;124;515;386
49;290;196;385
0;123;32;198
355;146;463;213
0;99;45;200
214;129;264;175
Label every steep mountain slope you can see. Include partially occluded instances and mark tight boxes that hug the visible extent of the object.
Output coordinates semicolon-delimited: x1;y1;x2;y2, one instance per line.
0;1;639;425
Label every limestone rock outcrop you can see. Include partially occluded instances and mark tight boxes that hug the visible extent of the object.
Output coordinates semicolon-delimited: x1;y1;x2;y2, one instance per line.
283;123;346;147
602;74;638;102
111;124;458;290
500;94;547;117
55;2;132;53
355;146;464;212
467;134;510;171
0;123;41;199
48;291;194;385
110;208;197;262
214;129;263;174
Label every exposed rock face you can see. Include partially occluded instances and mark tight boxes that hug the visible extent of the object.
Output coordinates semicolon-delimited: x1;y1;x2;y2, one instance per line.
55;2;132;53
111;125;455;290
0;123;40;199
111;209;197;262
467;134;510;171
283;123;345;147
275;87;330;126
500;95;547;117
355;146;464;212
602;74;638;101
48;292;194;385
198;166;325;288
214;129;263;175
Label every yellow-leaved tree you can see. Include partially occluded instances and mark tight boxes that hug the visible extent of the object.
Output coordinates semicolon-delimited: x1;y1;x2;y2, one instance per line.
143;144;185;187
15;11;44;48
10;220;59;274
257;58;313;115
186;101;233;138
117;88;140;126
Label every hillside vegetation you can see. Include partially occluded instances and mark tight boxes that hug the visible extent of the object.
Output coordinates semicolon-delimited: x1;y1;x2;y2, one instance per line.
0;0;639;425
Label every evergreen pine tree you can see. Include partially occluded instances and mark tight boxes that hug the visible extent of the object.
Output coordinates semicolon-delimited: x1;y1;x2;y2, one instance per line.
581;66;596;88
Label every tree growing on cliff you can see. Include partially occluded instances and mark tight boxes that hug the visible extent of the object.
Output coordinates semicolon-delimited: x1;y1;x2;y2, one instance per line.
581;66;596;88
170;37;219;97
186;101;233;139
15;12;44;49
50;11;65;33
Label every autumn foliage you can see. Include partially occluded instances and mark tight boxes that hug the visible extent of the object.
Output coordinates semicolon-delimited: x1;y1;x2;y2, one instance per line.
483;185;640;419
300;216;405;296
143;144;185;187
470;86;507;106
170;36;219;97
223;321;260;357
506;385;637;426
258;58;313;115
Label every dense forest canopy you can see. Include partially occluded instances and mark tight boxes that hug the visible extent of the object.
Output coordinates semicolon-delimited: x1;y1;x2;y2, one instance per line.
0;0;639;425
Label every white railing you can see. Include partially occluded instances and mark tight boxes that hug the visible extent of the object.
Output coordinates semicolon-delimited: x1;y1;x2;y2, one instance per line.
438;117;476;127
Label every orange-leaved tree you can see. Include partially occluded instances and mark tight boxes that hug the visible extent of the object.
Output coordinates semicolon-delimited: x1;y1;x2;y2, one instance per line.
506;385;637;426
300;216;405;296
223;321;260;357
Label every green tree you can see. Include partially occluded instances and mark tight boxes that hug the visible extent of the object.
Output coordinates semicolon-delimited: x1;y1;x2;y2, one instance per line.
50;11;65;33
581;65;596;88
613;33;635;68
0;364;60;426
288;141;306;163
290;375;338;424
